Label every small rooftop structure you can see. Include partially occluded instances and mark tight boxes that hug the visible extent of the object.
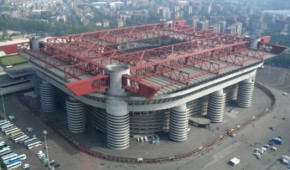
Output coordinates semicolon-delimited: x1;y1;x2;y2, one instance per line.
189;116;211;128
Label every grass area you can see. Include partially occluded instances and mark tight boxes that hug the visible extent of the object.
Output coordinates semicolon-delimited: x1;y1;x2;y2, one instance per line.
0;55;28;67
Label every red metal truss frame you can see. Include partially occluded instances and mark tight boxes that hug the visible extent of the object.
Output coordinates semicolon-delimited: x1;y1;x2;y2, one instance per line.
26;21;280;98
121;41;250;98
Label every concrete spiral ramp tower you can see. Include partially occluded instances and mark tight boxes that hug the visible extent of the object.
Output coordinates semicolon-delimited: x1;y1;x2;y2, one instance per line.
237;78;255;108
207;90;226;123
169;104;189;142
40;80;56;113
66;97;86;133
105;64;130;150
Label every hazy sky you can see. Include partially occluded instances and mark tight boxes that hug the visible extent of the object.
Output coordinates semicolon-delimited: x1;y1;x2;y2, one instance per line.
237;0;290;10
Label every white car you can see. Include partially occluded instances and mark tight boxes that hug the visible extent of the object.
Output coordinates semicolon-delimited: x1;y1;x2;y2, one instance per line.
37;151;45;158
229;157;240;166
261;147;267;152
8;116;15;121
270;146;277;151
37;150;43;154
23;163;30;170
253;152;261;159
254;148;263;154
26;127;33;132
282;158;290;165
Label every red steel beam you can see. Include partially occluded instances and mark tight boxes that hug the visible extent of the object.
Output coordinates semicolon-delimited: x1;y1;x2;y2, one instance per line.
65;74;109;96
26;49;110;96
46;22;168;45
130;41;249;71
51;24;232;51
122;75;160;99
103;36;224;65
29;21;280;97
121;42;250;98
45;23;240;67
26;50;83;80
26;20;286;99
38;39;247;98
40;44;106;74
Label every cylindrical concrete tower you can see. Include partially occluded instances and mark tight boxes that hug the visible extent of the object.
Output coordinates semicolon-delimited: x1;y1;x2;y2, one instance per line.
237;78;255;108
66;97;86;133
40;80;56;113
207;89;225;123
105;64;130;150
33;72;42;97
169;104;189;142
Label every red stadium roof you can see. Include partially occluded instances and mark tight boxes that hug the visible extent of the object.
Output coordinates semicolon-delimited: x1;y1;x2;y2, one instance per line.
24;20;287;99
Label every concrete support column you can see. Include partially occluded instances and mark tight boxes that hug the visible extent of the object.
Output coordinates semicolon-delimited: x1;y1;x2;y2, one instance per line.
237;77;255;108
169;104;189;142
33;72;42;97
40;80;56;113
207;89;225;123
66;97;86;133
105;64;130;150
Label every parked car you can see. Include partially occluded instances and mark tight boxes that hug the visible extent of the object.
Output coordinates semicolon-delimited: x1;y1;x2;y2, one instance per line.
270;146;277;151
271;137;283;145
263;144;270;148
23;163;30;170
46;160;60;168
228;157;240;166
253;152;261;159
8;116;16;121
261;147;267;152
281;155;290;165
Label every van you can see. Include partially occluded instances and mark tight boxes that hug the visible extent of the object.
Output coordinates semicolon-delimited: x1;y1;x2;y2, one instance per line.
8;116;15;121
229;157;240;166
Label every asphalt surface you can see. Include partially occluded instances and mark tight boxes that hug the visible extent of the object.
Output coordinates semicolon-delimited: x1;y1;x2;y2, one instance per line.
0;65;289;170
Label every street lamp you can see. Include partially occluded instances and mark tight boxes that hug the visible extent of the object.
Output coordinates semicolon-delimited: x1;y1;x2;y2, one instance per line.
0;88;6;120
43;130;52;170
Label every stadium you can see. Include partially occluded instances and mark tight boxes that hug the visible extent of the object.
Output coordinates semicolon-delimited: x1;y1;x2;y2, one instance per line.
22;20;286;150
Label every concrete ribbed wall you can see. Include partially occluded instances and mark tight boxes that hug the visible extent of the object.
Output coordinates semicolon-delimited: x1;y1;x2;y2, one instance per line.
66;97;86;133
237;78;255;108
207;90;225;123
169;104;189;142
40;80;56;113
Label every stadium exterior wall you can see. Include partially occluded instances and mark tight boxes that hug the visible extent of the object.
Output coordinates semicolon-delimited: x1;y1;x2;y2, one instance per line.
32;62;261;112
